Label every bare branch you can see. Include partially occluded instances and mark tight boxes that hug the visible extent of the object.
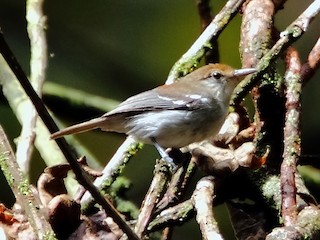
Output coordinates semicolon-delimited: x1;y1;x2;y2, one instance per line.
148;200;194;232
193;176;222;240
134;159;171;238
0;125;55;239
280;47;302;226
301;37;320;84
266;206;320;239
80;136;141;207
15;0;48;173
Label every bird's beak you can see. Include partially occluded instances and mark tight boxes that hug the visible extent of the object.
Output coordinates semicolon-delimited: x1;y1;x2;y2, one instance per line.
233;68;257;77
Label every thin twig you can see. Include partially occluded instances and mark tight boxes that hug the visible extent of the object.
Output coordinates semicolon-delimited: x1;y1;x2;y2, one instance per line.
281;47;301;226
232;0;320;105
301;37;320;84
156;152;194;239
0;125;56;239
161;227;173;240
0;32;139;240
156;151;193;211
148;199;194;232
180;157;197;190
134;159;171;238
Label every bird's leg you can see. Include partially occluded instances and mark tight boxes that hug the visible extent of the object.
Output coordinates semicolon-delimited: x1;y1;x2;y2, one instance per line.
151;138;177;172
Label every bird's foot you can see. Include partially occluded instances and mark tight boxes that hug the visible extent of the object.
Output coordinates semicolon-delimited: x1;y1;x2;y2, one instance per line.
162;155;178;172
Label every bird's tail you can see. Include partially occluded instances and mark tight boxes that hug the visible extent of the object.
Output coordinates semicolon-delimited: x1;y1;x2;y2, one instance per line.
50;117;107;139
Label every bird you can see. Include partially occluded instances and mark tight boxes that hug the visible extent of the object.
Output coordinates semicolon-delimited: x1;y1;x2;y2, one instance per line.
51;63;256;168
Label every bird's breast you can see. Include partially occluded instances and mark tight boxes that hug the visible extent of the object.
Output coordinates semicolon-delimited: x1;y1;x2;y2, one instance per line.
124;101;227;148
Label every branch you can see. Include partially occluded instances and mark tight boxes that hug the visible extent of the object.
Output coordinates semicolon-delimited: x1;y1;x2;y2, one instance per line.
266;206;320;240
43;81;119;113
15;0;48;173
240;0;274;68
193;176;222;240
156;156;195;211
134;159;171;238
0;125;55;239
26;0;48;94
80;136;141;207
301;37;320;84
148;199;194;232
143;177;223;239
281;47;301;226
0;40;66;170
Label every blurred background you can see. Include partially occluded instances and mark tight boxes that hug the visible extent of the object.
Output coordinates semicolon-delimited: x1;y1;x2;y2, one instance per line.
0;0;319;239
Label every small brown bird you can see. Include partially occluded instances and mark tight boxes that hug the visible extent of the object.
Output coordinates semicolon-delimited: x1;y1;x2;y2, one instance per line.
51;64;255;166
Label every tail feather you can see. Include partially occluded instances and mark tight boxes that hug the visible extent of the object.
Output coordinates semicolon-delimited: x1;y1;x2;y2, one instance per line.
50;117;107;139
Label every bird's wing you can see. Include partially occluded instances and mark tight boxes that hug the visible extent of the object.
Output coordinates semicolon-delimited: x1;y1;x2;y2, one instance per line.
105;86;211;117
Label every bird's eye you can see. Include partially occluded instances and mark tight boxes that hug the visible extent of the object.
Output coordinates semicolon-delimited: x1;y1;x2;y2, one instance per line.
211;71;223;80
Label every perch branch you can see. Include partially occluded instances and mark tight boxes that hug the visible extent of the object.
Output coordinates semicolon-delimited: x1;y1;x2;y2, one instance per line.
134;159;171;238
156;156;194;211
80;136;141;207
280;47;301;226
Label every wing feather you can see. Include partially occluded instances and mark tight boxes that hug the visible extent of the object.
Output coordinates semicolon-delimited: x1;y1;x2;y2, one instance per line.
105;86;210;117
